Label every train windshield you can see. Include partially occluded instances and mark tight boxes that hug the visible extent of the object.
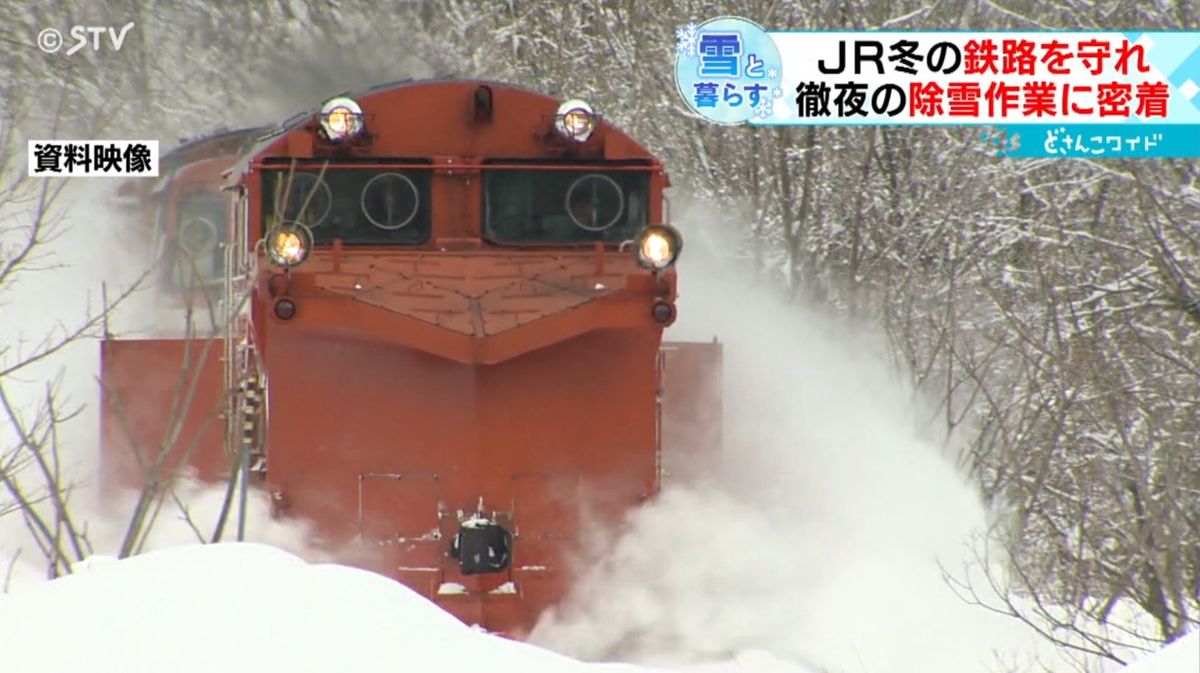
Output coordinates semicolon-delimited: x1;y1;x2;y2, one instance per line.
260;167;431;245
172;192;226;287
484;168;650;244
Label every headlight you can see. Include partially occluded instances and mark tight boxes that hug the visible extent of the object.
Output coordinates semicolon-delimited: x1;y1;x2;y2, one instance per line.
265;223;313;267
634;224;683;271
554;99;596;142
319;97;365;141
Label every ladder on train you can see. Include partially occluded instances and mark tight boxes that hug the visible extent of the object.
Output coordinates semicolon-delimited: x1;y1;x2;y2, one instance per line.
221;191;266;542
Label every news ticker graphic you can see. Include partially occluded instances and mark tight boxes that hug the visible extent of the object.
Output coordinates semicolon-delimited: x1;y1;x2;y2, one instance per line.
27;140;158;177
675;17;1200;157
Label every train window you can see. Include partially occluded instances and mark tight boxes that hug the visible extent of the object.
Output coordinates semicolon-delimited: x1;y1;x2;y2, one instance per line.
483;170;649;244
172;192;226;287
260;168;431;245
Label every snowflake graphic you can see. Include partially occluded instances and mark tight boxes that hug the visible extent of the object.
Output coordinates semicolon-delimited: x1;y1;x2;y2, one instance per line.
772;87;784;99
767;67;779;80
754;96;774;120
675;22;700;57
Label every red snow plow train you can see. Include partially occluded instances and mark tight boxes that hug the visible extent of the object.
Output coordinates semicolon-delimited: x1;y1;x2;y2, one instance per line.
100;79;722;637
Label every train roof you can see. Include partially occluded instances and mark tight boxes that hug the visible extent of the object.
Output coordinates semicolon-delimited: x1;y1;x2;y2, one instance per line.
140;125;271;196
250;77;501;144
255;78;430;142
224;78;659;184
163;125;272;173
167;125;270;155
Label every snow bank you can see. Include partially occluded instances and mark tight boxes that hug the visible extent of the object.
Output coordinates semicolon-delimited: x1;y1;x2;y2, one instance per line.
1120;632;1199;673
0;543;662;673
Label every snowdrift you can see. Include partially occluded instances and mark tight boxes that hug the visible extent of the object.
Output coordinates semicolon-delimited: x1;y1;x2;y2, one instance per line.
1120;631;1199;673
0;543;662;673
0;543;822;673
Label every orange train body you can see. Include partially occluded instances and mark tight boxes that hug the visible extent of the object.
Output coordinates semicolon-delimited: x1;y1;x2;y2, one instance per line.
100;79;721;637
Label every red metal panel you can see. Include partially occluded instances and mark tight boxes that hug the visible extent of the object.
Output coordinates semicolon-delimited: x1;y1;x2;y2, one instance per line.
511;473;580;539
357;472;441;540
260;324;658;635
358;472;445;600
99;338;228;495
660;340;724;483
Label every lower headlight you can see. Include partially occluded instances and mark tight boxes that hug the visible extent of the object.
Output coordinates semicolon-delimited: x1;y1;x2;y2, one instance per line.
634;224;683;271
273;298;297;320
265;223;313;267
651;300;676;325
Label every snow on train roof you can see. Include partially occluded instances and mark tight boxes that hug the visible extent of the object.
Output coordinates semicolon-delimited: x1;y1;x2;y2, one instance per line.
166;125;272;157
